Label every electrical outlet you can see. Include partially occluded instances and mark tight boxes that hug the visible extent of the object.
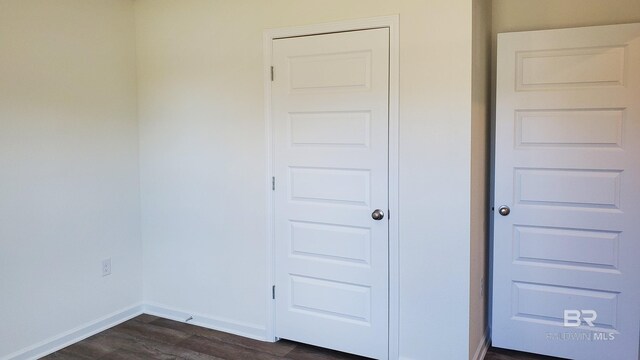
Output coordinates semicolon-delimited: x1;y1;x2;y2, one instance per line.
480;277;485;297
102;258;112;277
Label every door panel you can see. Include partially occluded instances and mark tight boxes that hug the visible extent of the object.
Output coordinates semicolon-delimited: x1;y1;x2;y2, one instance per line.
493;23;640;360
273;28;389;359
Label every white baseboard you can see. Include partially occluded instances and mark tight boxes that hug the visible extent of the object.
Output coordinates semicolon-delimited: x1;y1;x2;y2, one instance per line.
472;328;490;360
143;303;268;342
2;303;144;360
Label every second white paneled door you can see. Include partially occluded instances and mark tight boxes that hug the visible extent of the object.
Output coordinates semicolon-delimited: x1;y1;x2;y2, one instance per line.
272;28;389;359
493;23;640;360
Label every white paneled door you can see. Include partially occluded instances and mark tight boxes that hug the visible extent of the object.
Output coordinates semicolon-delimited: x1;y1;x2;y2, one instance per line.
493;24;640;360
272;28;389;359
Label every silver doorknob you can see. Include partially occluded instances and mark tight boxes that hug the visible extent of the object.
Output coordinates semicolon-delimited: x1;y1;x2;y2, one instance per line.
371;209;385;220
498;206;510;216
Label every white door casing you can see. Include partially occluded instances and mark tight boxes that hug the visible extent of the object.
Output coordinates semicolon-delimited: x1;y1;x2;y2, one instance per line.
493;23;640;360
272;28;389;359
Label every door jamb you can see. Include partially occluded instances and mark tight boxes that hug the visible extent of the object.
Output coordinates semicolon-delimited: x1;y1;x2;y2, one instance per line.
263;15;400;360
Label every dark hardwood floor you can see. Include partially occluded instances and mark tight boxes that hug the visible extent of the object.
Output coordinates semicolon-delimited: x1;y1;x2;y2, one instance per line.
43;315;563;360
484;347;563;360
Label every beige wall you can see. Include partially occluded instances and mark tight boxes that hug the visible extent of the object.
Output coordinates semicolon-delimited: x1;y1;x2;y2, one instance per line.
0;0;141;357
493;0;640;34
135;1;476;359
470;0;492;358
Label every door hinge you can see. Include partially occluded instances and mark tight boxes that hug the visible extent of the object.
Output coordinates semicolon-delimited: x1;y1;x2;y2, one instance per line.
272;285;276;299
270;66;274;81
272;176;275;191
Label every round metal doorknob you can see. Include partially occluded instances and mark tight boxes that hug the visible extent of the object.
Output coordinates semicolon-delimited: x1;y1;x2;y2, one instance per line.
371;209;385;220
498;206;511;216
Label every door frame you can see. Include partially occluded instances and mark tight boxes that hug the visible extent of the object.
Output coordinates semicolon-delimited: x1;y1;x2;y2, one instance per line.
263;15;400;359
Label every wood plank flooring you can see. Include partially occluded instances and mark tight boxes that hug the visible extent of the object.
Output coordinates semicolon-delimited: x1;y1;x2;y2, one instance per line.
43;315;563;360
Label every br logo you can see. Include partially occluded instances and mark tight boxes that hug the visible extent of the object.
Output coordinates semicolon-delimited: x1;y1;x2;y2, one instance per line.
564;310;597;327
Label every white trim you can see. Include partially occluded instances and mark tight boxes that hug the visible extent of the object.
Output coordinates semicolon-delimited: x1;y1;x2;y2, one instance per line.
2;303;144;360
387;15;400;360
263;15;400;360
143;303;268;341
472;328;491;360
263;25;276;343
